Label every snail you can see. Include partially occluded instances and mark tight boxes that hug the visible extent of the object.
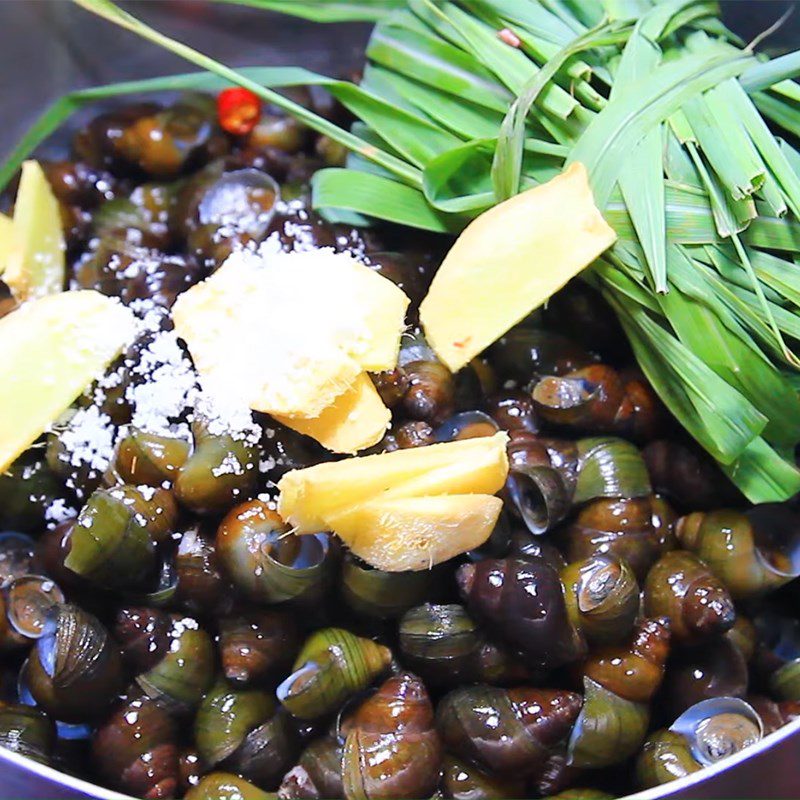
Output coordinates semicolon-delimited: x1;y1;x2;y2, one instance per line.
399;603;535;688
636;697;764;788
568;617;670;768
457;557;585;669
505;434;651;535
675;505;800;599
342;672;442;799
341;554;436;619
92;695;179;799
643;551;736;644
560;553;640;646
25;604;124;722
277;628;392;719
195;678;298;789
219;610;301;685
436;685;582;776
174;523;234;616
175;421;258;515
661;637;749;718
75;95;228;179
277;730;344;800
115;427;191;486
643;439;741;510
63;485;177;590
133;614;215;712
1;574;64;650
531;364;663;441
217;499;334;606
559;494;676;580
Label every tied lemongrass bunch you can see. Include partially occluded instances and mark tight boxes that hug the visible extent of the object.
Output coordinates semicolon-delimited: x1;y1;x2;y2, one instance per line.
8;0;800;503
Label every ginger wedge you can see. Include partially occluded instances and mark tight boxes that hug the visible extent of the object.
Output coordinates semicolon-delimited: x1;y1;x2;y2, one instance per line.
0;291;137;472
4;160;65;300
172;247;408;419
420;163;616;372
273;373;390;455
277;431;508;533
327;494;503;571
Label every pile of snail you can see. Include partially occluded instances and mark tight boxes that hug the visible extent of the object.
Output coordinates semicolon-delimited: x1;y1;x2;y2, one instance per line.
1;92;800;800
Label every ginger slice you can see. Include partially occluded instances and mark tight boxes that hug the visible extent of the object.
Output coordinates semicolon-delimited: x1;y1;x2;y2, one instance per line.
327;493;503;572
172;248;408;419
277;431;508;534
3;161;65;300
420;163;616;371
0;291;137;472
273;373;390;455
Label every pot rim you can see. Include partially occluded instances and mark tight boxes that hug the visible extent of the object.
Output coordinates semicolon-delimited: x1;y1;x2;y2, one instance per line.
1;712;799;799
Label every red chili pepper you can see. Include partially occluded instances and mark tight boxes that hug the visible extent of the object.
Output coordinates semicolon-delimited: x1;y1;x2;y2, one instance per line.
217;87;262;136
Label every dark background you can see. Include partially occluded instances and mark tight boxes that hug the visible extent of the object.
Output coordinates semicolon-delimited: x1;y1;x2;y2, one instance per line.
0;0;798;159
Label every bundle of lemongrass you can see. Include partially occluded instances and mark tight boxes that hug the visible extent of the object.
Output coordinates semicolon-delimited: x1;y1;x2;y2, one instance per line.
7;0;800;503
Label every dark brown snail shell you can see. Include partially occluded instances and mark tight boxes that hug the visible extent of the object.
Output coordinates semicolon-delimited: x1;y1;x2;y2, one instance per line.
532;364;663;441
278;732;344;800
457;557;585;669
217;499;333;606
92;695;179;800
488;328;593;386
113;606;172;674
661;637;749;718
559;494;675;581
643;551;736;644
26;604;124;722
401;359;456;425
227;710;299;791
486;391;539;434
219;610;301;686
436;685;582;776
2;574;65;647
342;672;442;800
75;95;228;179
643;439;742;510
752;611;800;701
174;522;234;615
568;617;671;768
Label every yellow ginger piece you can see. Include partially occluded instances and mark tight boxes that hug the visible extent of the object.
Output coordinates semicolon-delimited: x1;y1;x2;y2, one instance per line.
0;291;138;472
172;248;408;420
327;494;503;572
278;431;509;534
273;373;390;455
3;161;65;300
420;162;616;371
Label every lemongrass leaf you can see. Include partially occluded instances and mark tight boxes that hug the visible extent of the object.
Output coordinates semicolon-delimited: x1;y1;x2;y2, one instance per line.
209;0;404;21
312;168;464;232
